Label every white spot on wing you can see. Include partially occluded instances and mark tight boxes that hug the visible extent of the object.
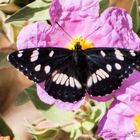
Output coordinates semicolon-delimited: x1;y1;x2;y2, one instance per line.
49;51;54;57
100;51;106;57
60;74;68;85
115;49;124;61
34;64;41;71
52;73;60;82
44;65;51;74
115;63;121;70
130;50;136;56
31;50;39;57
97;75;102;81
99;69;109;78
69;77;75;87
92;73;97;84
96;69;106;79
17;51;23;58
106;64;112;72
56;73;63;84
65;79;69;86
30;55;38;62
74;79;82;89
30;50;39;62
87;76;93;87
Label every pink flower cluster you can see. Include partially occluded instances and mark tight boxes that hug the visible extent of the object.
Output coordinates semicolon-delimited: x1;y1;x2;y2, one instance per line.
16;0;140;139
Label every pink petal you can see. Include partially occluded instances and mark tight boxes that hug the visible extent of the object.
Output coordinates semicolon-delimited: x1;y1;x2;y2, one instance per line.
17;21;71;49
89;7;140;49
116;71;140;113
17;22;51;49
50;0;99;23
49;0;99;38
36;83;85;111
97;100;136;140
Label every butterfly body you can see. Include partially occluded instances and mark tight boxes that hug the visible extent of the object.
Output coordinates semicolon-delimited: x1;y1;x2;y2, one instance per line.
7;45;140;103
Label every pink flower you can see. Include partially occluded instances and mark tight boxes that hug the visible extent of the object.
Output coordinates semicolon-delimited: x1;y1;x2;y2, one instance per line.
97;71;140;140
17;0;140;110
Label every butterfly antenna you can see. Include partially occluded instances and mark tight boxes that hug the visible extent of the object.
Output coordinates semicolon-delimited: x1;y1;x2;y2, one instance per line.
56;21;73;40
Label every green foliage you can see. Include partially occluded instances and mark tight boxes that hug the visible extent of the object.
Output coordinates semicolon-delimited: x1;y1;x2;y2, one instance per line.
19;85;75;124
13;0;35;7
6;0;51;23
26;119;58;140
131;0;140;33
99;0;109;14
61;101;107;140
0;52;10;69
0;116;14;137
15;85;34;105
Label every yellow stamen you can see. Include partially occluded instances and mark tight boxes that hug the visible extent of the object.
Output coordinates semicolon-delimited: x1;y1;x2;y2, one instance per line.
66;36;94;50
133;114;140;133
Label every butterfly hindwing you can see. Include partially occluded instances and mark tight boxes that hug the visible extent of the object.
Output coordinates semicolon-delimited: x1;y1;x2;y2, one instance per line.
84;48;140;96
45;57;85;102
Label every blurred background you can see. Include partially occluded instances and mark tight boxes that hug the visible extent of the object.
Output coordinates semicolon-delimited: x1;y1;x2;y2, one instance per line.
0;0;140;140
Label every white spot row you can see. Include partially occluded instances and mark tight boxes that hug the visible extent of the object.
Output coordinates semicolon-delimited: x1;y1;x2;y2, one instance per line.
34;64;51;74
87;69;109;87
52;73;82;89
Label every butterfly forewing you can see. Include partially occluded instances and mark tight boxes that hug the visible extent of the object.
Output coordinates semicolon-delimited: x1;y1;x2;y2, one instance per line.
8;47;72;82
84;48;140;96
8;47;85;102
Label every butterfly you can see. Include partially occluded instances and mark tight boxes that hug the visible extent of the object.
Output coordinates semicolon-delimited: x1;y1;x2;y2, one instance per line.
7;42;140;103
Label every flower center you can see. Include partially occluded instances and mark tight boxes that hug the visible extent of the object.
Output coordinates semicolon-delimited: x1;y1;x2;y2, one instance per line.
66;36;94;50
133;114;140;133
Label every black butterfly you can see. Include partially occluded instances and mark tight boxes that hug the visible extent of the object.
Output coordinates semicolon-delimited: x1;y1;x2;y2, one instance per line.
7;43;140;103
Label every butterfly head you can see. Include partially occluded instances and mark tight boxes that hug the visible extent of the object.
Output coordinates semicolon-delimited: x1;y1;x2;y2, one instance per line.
67;36;94;50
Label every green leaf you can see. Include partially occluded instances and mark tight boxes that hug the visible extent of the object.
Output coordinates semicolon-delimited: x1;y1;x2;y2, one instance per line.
42;105;75;125
15;86;34;105
62;121;81;133
36;129;58;140
71;129;82;140
90;102;106;122
27;87;74;125
131;0;140;33
99;0;109;14
82;121;94;131
0;116;14;137
76;135;94;140
0;52;10;68
13;0;35;7
6;0;51;23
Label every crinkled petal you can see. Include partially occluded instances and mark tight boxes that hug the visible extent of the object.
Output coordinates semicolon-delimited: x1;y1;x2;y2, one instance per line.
36;83;85;111
17;22;51;49
17;22;71;49
116;71;140;113
89;7;140;49
49;0;99;38
50;0;99;23
97;100;136;140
